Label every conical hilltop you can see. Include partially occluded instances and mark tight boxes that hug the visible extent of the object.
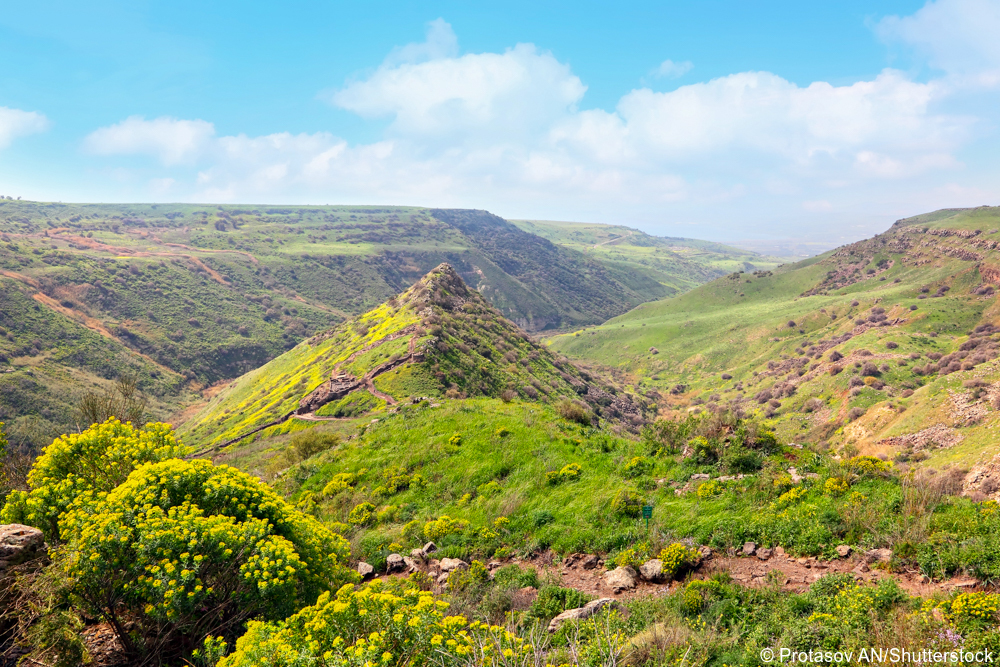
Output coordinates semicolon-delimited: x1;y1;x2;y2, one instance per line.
179;263;642;448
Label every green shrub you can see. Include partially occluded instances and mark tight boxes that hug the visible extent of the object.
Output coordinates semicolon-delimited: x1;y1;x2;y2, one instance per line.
556;399;592;426
348;502;376;526
611;489;643;517
0;419;190;540
546;463;582;485
622;456;651;479
526;586;594;622
58;458;355;663
286;431;340;464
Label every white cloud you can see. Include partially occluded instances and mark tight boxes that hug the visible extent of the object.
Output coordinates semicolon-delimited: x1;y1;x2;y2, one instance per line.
331;21;585;144
0;107;48;149
654;59;693;78
84;116;215;165
77;3;1000;243
877;0;1000;82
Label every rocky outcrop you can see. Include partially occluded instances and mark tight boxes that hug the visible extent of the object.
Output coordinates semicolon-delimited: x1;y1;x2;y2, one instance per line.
604;566;637;593
357;561;375;580
439;558;468;573
548;598;621;633
0;524;46;573
638;559;665;582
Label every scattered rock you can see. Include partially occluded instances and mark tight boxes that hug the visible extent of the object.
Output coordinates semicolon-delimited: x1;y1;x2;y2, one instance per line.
853;562;870;574
0;524;46;572
638;559;665;582
548;598;621;633
604;566;637;592
580;554;600;570
410;548;426;561
437;572;450;585
774;546;786;558
403;556;419;573
422;541;438;556
919;574;930;584
690;473;711;481
756;548;773;561
386;554;405;573
865;548;892;564
835;545;852;558
697;546;713;560
357;562;375;580
742;542;757;556
440;557;469;573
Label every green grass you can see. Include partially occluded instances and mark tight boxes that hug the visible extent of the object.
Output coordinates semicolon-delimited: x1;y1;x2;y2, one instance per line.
548;206;1000;464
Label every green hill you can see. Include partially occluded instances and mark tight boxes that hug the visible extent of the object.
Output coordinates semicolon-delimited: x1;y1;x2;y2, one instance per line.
511;219;785;297
548;206;1000;470
0;201;756;438
179;264;646;449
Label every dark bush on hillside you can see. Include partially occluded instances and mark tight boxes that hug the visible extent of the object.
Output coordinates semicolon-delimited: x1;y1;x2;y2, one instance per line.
886;341;898;349
847;407;866;421
851;300;860;307
787;321;796;328
901;389;914;398
849;376;864;388
556;399;591;426
721;373;732;380
802;398;824;413
829;350;843;362
828;365;842;376
500;389;517;403
755;389;772;404
861;362;880;377
910;305;918;310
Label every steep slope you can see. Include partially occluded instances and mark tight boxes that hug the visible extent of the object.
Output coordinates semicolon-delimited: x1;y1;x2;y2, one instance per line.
511;218;784;296
0;275;187;441
179;264;644;448
550;206;1000;469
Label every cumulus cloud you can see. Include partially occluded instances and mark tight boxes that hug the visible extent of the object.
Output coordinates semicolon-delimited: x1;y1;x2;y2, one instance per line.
653;59;693;78
80;2;1000;242
84;116;215;165
877;0;1000;82
0;107;49;149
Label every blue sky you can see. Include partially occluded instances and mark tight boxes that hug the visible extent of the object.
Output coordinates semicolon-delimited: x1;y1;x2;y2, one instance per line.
2;0;999;246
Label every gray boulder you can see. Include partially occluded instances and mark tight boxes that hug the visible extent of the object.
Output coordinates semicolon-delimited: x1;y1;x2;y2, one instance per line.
0;524;45;573
638;559;665;582
865;548;892;564
439;557;468;572
422;541;438;555
604;566;637;593
357;562;375;580
742;542;757;556
548;598;621;632
835;545;852;558
386;553;405;573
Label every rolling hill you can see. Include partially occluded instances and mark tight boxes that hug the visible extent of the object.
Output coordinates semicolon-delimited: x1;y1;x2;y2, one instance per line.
511;218;785;296
549;205;1000;474
179;264;647;450
0;200;768;440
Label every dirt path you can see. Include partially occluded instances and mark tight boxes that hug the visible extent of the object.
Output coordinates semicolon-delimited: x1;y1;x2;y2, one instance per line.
514;549;979;600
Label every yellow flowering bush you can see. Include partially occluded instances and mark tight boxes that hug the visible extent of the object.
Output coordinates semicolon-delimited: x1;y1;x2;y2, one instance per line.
658;543;700;580
448;433;462;446
622;456;651;479
845;455;893;478
824;477;849;496
476;480;502;497
372;468;411;497
944;592;1000;628
219;580;533;667
611;544;649;568
58;457;355;663
322;473;356;497
776;486;807;507
0;419;190;540
348;502;376;526
697;481;721;499
545;463;582;485
423;515;469;541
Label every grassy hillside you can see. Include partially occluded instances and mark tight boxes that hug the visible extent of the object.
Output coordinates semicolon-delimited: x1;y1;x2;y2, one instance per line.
0;201;746;437
511;219;784;297
549;206;1000;472
179;264;646;449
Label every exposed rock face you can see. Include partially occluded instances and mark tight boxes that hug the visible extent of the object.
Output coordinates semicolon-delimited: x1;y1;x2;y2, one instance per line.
357;562;375;580
386;554;405;573
742;542;757;556
865;548;892;564
638;559;665;582
439;558;468;573
964;452;1000;500
0;524;46;573
297;372;363;414
548;598;621;633
422;541;438;555
604;566;637;593
835;545;852;558
756;548;773;561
